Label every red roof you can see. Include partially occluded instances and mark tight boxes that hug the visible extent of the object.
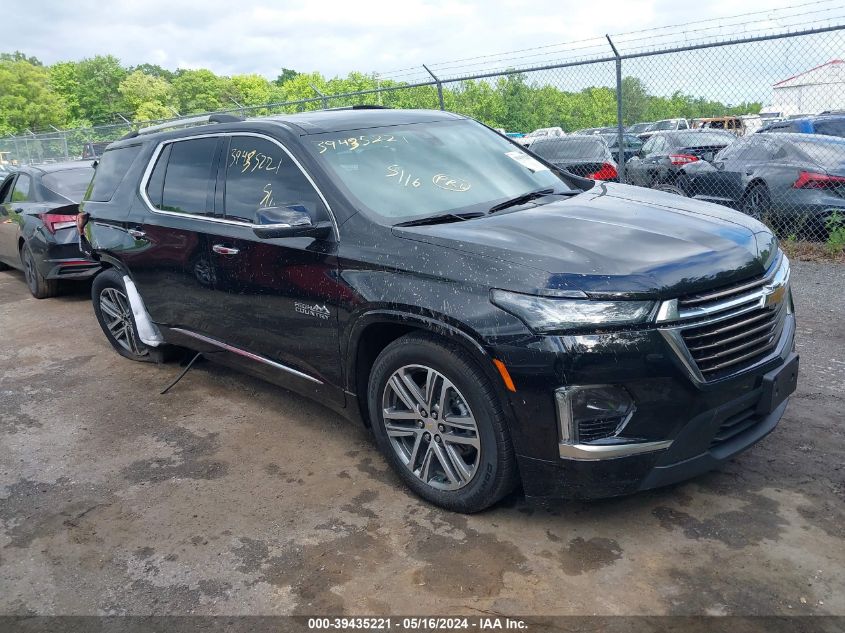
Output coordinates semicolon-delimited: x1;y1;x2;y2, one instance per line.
774;59;844;87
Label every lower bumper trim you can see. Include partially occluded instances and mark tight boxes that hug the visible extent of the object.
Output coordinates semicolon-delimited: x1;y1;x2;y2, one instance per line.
559;439;672;460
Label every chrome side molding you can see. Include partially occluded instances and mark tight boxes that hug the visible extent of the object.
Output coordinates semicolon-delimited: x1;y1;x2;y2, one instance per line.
169;327;323;385
559;440;672;460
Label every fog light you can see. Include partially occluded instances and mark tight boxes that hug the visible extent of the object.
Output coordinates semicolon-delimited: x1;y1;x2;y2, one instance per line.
555;385;635;445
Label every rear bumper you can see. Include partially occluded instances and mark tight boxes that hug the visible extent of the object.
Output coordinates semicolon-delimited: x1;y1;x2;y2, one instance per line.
518;352;797;500
30;230;100;280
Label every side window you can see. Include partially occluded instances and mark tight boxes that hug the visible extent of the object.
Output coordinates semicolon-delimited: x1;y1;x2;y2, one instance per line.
0;176;14;203
11;174;31;202
153;137;219;216
223;136;325;224
641;136;658;155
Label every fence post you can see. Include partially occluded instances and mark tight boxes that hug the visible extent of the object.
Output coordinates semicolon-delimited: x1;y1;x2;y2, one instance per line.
423;65;445;111
310;84;329;109
606;35;625;183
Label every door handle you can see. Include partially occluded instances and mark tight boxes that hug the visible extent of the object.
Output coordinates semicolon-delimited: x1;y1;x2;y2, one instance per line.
127;229;146;239
212;244;240;256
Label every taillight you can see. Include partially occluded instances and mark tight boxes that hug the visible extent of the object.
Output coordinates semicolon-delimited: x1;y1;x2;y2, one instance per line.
792;171;845;189
587;163;618;180
669;154;699;165
39;213;78;234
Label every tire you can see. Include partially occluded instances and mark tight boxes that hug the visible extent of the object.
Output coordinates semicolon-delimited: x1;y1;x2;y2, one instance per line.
91;269;166;363
654;183;687;197
675;174;692;196
741;182;771;221
367;332;517;513
20;241;59;299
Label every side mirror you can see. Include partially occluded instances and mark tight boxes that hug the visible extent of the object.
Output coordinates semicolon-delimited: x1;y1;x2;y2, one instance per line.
252;205;332;240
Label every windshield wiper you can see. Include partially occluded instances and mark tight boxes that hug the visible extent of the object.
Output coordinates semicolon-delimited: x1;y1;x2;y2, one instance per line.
394;211;486;227
488;188;574;214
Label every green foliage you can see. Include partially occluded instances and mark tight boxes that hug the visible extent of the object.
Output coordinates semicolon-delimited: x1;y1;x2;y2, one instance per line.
0;51;765;136
172;69;233;114
825;213;845;255
0;59;67;134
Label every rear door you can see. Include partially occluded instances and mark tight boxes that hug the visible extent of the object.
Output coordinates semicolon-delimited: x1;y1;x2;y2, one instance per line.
0;174;17;264
203;133;343;401
129;135;223;332
0;174;32;264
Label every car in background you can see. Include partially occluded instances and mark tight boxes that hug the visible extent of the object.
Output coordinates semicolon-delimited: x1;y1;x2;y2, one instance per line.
82;141;111;159
528;135;618;180
574;126;616;135
638;118;690;140
599;133;644;163
517;126;565;147
757;114;845;138
626;122;654;135
680;133;845;236
693;115;762;136
0;162;99;298
625;130;735;193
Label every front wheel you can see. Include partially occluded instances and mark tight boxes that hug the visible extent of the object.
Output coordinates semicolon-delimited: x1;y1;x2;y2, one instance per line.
92;269;164;363
368;333;517;512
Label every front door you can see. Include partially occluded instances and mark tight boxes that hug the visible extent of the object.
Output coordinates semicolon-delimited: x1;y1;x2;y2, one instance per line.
203;134;343;402
0;174;19;265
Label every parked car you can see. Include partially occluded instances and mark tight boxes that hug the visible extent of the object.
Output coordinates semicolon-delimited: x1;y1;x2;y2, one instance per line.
517;126;565;146
0;162;99;298
680;132;845;235
599;132;644;163
626;122;654;135
80;108;797;512
626;130;735;193
528;135;618;180
574;126;616;135
693;115;763;136
757;114;845;138
638;118;690;140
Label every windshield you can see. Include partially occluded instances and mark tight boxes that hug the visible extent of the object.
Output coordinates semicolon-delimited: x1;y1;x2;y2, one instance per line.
671;131;733;147
531;137;606;161
627;123;651;133
651;120;678;131
307;120;573;222
42;167;94;202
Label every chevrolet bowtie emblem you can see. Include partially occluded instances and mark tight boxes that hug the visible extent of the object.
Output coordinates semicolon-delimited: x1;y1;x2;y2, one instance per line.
763;283;787;308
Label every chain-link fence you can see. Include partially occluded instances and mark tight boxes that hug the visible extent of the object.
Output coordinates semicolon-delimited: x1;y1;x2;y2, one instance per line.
2;24;844;242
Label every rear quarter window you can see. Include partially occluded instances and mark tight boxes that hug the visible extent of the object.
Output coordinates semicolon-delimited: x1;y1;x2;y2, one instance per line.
88;145;142;202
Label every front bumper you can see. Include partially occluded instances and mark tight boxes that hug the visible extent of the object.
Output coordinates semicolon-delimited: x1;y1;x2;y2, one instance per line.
518;353;796;500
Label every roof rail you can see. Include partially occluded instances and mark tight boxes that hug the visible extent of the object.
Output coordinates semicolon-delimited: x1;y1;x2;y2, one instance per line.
323;105;392;111
136;113;245;136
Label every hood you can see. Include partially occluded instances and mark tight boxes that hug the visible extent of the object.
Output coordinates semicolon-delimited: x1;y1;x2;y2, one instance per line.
393;183;776;299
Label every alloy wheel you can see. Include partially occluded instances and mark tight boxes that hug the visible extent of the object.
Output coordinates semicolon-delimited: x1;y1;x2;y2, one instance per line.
99;287;147;356
381;364;481;491
742;186;768;220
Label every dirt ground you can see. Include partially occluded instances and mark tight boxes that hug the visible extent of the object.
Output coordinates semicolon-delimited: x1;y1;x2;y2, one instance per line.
0;261;843;617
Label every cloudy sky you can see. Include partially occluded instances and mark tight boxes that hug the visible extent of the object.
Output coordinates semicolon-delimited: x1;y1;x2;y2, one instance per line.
6;0;842;82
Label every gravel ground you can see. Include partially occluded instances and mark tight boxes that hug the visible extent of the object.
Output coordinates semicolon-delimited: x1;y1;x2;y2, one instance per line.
0;261;843;616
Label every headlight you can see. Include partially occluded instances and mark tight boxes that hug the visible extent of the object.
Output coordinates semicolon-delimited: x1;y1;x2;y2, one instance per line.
491;289;655;333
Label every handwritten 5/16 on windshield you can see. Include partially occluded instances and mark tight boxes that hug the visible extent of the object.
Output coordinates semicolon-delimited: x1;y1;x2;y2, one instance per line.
385;164;421;187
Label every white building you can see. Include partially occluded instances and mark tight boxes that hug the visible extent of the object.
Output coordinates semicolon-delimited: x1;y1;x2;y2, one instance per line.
764;59;844;117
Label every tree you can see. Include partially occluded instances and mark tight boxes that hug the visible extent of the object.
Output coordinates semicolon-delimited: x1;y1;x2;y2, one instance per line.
172;69;232;114
119;70;175;121
231;74;272;106
71;55;128;123
274;68;299;85
131;63;175;82
0;59;67;134
1;51;42;65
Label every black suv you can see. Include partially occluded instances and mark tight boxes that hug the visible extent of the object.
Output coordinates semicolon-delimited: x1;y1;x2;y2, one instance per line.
80;108;798;512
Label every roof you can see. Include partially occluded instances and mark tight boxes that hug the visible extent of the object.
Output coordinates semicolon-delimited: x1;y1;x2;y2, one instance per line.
773;59;844;88
14;161;94;174
258;108;463;135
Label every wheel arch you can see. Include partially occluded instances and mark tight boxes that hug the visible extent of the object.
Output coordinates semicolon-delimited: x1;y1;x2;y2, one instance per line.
345;310;508;429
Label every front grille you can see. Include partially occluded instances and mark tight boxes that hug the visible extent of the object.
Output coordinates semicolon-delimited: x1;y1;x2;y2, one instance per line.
577;418;621;443
710;407;761;446
681;301;787;380
660;254;791;382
